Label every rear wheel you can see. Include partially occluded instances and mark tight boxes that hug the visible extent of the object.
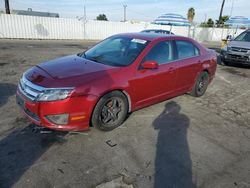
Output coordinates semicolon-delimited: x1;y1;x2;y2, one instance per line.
190;71;209;97
223;60;230;66
91;91;128;131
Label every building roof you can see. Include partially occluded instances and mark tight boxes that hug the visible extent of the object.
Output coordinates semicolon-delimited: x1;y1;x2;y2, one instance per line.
12;9;59;18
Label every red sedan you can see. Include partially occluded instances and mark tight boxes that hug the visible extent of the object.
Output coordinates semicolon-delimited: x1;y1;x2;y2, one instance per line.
16;33;217;131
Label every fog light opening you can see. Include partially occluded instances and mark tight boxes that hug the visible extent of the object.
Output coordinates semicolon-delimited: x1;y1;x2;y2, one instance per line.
45;114;69;125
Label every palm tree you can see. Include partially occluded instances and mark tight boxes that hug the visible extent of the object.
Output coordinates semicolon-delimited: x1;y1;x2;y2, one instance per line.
187;7;195;23
218;0;226;25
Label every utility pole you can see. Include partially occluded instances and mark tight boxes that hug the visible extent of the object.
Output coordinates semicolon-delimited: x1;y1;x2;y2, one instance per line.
5;0;10;14
219;0;226;25
84;4;86;22
123;4;127;22
83;2;87;39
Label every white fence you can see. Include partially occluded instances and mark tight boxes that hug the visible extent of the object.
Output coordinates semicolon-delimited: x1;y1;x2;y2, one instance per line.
0;14;246;42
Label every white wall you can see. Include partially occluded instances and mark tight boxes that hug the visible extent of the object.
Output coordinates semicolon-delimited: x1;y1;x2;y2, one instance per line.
0;14;84;39
0;14;246;42
193;27;245;42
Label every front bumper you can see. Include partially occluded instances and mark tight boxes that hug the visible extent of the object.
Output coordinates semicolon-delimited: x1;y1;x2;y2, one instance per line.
221;50;250;64
16;88;97;131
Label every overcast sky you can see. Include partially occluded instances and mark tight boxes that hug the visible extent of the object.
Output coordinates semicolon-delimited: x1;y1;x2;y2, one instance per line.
1;0;250;22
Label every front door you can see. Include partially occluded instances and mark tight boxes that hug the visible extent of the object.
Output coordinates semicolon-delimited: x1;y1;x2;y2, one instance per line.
131;40;178;108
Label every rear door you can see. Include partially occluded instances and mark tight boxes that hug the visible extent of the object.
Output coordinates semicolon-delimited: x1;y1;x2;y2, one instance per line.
174;40;201;92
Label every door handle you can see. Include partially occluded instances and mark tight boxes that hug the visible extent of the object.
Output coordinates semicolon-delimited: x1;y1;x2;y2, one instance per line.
168;67;175;72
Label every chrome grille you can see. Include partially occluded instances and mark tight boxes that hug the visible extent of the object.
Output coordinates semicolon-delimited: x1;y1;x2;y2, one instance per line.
227;54;249;61
231;47;249;53
18;76;45;101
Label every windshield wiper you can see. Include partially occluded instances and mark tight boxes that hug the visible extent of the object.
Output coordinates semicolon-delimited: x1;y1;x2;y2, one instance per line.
77;52;87;59
89;55;104;64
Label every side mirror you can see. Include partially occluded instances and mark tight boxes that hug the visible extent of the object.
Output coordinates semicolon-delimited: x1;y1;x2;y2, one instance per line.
141;60;158;69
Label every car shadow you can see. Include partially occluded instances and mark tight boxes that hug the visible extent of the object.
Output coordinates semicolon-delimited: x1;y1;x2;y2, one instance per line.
0;124;67;188
225;62;250;69
153;101;196;188
0;83;17;108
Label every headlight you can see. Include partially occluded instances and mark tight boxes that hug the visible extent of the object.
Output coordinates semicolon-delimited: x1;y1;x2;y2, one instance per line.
222;45;227;51
37;88;73;101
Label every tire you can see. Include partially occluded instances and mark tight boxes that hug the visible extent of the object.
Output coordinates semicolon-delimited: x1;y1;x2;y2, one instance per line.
220;55;230;66
91;91;128;131
190;71;209;97
223;60;230;66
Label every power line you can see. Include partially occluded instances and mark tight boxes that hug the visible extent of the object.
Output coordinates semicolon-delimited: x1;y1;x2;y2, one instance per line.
127;9;154;19
90;8;122;13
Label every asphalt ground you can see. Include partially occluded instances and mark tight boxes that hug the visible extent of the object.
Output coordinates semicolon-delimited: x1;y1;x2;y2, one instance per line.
0;39;250;188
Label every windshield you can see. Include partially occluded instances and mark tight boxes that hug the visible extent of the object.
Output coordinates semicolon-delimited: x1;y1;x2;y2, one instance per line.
234;31;250;42
82;36;149;67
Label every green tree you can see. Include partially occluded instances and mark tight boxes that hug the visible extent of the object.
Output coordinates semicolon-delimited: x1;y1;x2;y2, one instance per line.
200;18;215;27
207;18;214;27
96;14;108;21
216;15;229;26
200;22;207;27
187;7;195;23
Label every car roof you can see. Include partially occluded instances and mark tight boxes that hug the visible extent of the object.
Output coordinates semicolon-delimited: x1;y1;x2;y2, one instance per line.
113;32;188;41
142;29;169;31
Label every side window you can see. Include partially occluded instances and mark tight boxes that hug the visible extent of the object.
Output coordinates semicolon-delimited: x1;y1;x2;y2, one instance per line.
194;46;200;56
176;40;199;59
143;41;174;65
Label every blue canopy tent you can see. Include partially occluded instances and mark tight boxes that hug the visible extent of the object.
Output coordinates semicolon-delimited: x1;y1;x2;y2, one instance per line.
225;16;250;28
152;13;191;26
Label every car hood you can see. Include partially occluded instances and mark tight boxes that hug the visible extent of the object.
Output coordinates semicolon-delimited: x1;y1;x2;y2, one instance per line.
229;40;250;49
25;54;120;88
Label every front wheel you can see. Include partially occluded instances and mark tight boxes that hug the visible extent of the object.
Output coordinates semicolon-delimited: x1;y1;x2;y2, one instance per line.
91;91;128;131
220;55;230;66
190;71;209;97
